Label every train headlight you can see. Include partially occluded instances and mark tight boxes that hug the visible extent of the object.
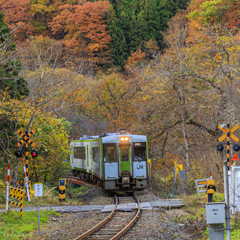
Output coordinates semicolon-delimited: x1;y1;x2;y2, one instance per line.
120;137;129;141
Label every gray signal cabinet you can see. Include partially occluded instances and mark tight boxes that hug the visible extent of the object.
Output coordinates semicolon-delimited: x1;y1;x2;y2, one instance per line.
206;202;225;224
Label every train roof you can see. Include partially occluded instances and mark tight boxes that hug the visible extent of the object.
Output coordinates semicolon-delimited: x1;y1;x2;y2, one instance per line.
76;132;147;142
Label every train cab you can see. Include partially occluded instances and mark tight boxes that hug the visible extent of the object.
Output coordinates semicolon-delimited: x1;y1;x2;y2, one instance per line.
102;132;149;192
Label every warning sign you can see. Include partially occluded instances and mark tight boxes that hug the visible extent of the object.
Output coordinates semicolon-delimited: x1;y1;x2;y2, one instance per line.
231;153;239;162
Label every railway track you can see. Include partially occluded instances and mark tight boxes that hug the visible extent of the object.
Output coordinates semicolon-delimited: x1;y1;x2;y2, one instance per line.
73;194;141;240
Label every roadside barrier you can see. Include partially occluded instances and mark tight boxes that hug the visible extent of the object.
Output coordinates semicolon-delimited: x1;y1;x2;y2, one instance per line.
8;186;25;218
17;180;33;201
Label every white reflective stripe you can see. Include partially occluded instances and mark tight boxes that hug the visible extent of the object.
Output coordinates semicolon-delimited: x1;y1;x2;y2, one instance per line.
8;169;10;175
23;166;26;173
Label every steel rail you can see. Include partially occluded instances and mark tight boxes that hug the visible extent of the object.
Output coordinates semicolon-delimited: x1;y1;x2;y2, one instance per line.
110;193;141;240
66;175;90;185
73;195;118;240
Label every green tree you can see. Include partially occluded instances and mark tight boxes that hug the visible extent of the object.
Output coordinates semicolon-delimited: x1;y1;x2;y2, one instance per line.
107;5;128;67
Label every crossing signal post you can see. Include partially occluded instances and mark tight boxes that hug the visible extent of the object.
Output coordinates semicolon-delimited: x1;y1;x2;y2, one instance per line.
16;129;38;202
218;123;240;240
218;124;239;170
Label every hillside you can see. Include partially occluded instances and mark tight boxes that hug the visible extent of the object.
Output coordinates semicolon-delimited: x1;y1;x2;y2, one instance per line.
0;0;240;195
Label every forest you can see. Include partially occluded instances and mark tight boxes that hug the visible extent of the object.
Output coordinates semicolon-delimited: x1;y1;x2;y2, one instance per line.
0;0;240;196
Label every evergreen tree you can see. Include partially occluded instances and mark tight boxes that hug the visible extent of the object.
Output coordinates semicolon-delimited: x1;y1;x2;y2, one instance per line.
107;0;190;67
107;5;129;67
0;12;29;99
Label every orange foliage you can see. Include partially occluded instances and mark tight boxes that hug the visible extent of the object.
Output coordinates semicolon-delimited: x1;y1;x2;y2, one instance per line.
125;46;146;72
222;1;240;29
0;0;34;41
50;1;111;65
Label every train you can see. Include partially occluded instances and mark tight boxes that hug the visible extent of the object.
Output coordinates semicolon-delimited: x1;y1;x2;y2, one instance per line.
70;130;150;192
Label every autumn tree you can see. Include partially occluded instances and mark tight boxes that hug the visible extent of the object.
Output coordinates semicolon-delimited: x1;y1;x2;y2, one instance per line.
0;91;71;184
50;1;111;67
0;0;34;41
29;0;63;35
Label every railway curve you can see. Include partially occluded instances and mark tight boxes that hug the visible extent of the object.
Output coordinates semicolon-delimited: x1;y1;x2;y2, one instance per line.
73;194;141;240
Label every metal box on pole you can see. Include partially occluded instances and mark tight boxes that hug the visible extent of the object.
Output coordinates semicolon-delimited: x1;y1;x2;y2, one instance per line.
206;202;225;224
206;202;225;240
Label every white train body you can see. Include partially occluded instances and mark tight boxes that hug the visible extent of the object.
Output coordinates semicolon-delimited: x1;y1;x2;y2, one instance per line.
70;132;149;192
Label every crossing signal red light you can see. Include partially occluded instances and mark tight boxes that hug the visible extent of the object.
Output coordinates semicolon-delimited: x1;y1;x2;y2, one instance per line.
15;150;22;158
31;150;38;158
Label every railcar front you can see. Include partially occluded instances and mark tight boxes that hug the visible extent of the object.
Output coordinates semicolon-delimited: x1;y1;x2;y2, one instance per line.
103;133;149;192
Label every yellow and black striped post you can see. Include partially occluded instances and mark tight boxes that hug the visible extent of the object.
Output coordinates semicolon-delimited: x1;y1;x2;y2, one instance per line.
9;186;25;218
59;179;66;202
227;123;230;171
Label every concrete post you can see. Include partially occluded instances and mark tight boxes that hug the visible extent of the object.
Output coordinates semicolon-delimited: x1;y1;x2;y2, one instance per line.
209;224;224;240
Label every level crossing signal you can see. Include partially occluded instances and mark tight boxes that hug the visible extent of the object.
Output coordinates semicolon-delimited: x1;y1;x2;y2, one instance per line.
31;150;38;158
15;150;22;158
217;124;240;152
17;129;36;148
15;129;38;159
233;144;240;151
217;144;224;152
217;124;240;170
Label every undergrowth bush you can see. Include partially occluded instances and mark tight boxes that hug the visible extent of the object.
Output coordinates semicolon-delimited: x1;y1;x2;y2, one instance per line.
0;181;5;204
151;153;225;197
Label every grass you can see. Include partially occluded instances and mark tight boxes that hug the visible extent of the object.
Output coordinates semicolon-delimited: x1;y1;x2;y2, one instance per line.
0;183;86;239
0;210;60;240
230;229;240;240
0;183;86;209
203;228;240;240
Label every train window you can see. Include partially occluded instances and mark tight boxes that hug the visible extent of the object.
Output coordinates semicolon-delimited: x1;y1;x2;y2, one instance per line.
133;143;146;161
92;147;100;163
74;147;86;159
103;144;117;162
121;146;129;161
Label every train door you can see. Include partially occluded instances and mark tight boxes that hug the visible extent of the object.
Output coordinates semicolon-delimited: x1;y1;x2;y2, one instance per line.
104;143;118;180
86;143;91;172
119;145;132;175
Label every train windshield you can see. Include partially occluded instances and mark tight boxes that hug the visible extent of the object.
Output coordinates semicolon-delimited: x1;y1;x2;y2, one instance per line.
103;143;117;162
133;143;146;161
